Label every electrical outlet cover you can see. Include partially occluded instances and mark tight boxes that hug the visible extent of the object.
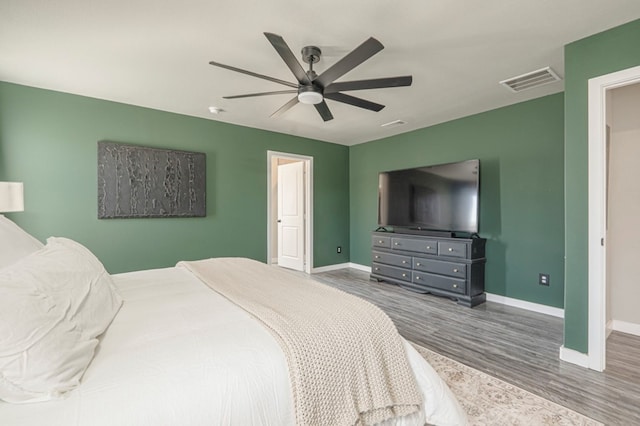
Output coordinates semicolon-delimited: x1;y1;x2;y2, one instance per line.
539;273;550;286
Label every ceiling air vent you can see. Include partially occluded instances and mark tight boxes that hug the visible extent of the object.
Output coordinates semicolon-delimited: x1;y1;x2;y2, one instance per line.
499;67;561;93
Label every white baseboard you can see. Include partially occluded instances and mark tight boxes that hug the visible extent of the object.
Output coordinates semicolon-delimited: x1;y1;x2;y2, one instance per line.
312;262;372;273
612;319;640;337
485;293;564;318
559;346;589;368
349;263;372;272
311;263;352;273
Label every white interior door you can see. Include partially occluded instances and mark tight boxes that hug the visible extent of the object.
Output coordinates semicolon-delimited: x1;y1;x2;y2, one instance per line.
277;161;305;271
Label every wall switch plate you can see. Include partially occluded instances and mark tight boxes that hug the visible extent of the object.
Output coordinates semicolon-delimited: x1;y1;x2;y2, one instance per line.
337;246;342;254
539;273;550;286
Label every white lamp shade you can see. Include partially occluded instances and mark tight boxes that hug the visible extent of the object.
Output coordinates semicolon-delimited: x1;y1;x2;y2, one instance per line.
0;182;25;212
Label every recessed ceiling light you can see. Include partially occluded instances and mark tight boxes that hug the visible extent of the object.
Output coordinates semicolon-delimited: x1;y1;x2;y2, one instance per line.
381;120;407;128
208;106;225;114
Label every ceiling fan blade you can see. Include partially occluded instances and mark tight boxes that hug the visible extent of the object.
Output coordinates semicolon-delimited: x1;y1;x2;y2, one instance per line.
223;90;297;99
314;101;334;122
270;96;299;118
324;92;385;112
264;32;311;85
324;76;412;94
314;37;384;88
209;61;297;88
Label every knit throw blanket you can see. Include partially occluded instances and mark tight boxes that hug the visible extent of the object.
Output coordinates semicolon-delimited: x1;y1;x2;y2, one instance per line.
177;258;423;426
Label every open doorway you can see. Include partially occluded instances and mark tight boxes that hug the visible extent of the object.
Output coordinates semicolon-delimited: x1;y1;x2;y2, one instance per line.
588;65;640;371
605;82;640;353
267;151;313;273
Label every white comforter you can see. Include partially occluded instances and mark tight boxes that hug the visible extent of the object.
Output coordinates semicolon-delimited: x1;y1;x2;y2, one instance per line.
0;266;466;426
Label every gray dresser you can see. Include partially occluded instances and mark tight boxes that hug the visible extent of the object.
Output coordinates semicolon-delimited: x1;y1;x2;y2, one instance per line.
370;231;486;307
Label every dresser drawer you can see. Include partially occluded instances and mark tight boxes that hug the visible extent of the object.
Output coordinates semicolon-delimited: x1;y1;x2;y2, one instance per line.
372;263;412;282
438;241;468;258
391;237;437;255
413;257;467;279
372;251;412;268
412;271;465;294
372;235;391;249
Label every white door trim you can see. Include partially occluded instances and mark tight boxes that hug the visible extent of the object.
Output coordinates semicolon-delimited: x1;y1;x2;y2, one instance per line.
267;150;313;274
586;64;640;372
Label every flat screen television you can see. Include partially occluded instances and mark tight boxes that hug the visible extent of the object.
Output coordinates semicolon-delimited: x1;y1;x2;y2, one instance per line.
378;159;480;234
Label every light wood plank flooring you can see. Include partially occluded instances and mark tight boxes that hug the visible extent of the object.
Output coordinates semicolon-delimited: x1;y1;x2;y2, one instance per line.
311;268;640;426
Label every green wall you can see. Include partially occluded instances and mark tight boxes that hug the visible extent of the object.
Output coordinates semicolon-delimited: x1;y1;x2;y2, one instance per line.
0;82;350;273
350;94;565;307
563;19;640;353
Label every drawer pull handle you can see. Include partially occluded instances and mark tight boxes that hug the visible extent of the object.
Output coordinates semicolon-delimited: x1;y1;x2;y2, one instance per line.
453;268;459;273
375;255;380;259
453;284;458;288
378;240;383;243
448;248;453;252
394;242;400;246
426;246;431;250
374;267;379;271
416;262;421;266
402;273;407;277
416;276;421;280
402;260;407;264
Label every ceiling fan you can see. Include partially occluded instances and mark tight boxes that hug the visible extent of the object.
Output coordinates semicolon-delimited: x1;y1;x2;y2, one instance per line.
209;32;412;122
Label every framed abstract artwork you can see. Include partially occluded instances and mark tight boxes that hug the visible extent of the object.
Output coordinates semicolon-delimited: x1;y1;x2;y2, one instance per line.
97;141;206;218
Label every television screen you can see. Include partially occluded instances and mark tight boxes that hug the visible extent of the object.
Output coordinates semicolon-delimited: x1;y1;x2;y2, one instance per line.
378;159;479;233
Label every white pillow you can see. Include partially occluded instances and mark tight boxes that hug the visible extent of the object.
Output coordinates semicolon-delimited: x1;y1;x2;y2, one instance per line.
0;237;123;403
0;215;43;269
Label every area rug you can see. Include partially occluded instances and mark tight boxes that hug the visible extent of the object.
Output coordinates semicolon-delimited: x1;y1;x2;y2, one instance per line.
412;344;603;426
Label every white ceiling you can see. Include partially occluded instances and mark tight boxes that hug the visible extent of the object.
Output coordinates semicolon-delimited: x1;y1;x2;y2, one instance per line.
2;1;640;146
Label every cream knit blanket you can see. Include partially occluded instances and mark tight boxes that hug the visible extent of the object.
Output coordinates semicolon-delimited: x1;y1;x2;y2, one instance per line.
178;257;423;426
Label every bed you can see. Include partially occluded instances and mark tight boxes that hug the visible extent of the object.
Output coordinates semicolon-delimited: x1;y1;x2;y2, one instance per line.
0;215;467;426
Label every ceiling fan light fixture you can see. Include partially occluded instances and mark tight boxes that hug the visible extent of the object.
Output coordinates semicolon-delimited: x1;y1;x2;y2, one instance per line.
297;86;323;104
210;33;413;121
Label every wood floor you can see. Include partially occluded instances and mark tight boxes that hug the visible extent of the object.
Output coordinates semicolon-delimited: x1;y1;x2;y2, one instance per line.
311;268;640;426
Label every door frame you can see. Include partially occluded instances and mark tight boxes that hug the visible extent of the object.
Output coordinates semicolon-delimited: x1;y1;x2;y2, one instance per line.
267;150;313;273
587;64;640;371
